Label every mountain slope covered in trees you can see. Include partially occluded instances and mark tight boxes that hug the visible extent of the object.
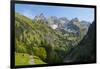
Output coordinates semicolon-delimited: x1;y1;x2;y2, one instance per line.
15;13;95;65
15;13;73;65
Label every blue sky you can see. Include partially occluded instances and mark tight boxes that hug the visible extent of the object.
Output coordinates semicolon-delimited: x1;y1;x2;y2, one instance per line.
15;4;94;23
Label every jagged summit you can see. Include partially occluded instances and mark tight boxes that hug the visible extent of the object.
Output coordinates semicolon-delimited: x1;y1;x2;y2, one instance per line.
33;14;90;36
34;13;46;22
69;18;79;24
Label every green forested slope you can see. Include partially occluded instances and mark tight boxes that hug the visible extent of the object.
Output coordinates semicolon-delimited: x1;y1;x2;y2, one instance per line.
15;13;95;65
15;13;72;65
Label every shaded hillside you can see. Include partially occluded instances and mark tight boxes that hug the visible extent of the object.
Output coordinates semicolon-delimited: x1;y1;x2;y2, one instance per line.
64;21;96;63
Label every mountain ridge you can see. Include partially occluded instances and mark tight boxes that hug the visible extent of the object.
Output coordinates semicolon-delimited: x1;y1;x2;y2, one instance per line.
15;12;95;65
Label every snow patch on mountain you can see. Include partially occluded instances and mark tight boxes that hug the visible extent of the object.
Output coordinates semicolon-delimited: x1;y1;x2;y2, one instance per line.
50;24;58;29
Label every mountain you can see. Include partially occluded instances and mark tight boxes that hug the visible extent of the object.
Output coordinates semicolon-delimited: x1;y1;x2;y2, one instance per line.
59;17;69;24
65;18;90;40
64;21;96;63
15;13;94;65
15;13;73;64
64;18;80;34
33;14;91;46
47;16;59;24
33;14;90;37
47;16;59;29
34;13;47;23
81;21;90;27
58;17;69;29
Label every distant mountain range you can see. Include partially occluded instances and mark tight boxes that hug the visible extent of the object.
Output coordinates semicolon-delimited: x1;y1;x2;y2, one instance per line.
33;13;91;40
33;13;91;32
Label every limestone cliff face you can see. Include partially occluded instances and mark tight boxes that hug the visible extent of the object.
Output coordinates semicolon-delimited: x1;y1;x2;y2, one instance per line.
64;21;96;63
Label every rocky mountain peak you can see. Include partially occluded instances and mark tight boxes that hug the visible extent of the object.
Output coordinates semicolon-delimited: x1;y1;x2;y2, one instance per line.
71;18;79;23
34;13;46;21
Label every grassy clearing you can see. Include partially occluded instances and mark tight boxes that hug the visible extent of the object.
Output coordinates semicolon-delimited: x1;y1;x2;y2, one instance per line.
33;56;46;64
15;53;30;66
15;53;47;65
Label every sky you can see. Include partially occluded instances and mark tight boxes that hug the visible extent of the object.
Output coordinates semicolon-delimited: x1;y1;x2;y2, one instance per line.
15;4;94;23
